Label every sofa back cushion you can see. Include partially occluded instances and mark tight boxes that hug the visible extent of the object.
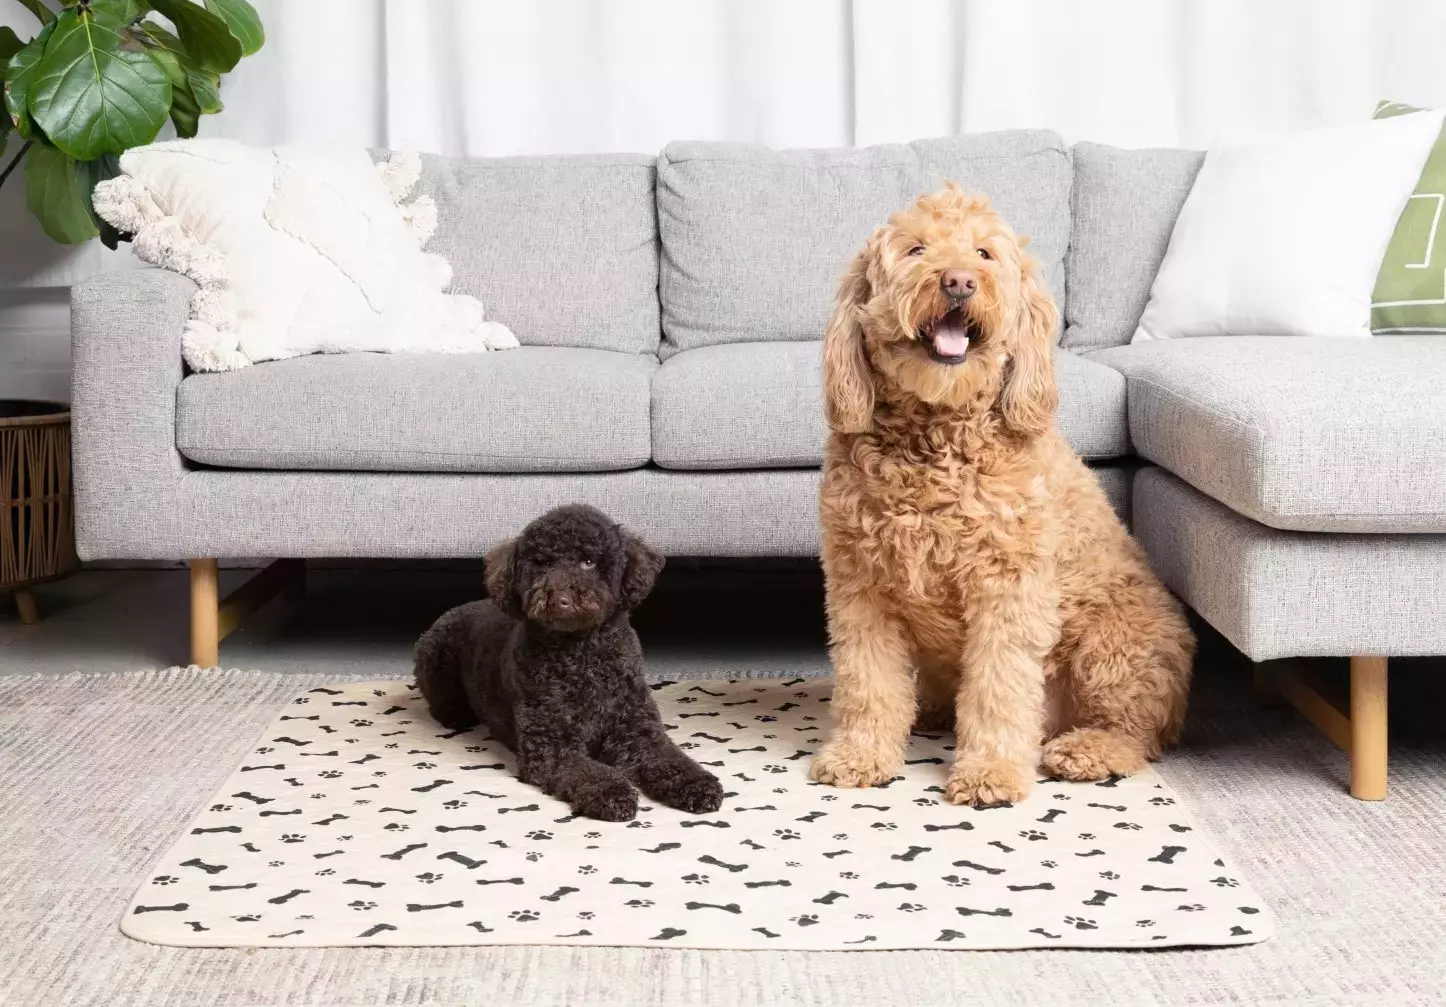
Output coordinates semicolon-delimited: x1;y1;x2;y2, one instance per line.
1063;142;1204;352
656;131;1071;356
418;152;660;355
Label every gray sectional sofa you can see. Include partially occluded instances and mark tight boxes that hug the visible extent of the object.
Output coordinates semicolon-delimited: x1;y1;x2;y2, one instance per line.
70;129;1446;799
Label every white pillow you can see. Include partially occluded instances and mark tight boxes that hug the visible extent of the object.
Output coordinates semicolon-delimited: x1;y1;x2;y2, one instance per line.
93;139;519;372
1133;110;1446;342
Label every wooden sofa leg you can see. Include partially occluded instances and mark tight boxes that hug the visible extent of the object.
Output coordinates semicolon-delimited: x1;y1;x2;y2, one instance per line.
1349;656;1388;801
190;558;220;668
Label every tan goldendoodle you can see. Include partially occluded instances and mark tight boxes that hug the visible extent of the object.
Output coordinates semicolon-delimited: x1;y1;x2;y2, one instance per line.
810;184;1194;807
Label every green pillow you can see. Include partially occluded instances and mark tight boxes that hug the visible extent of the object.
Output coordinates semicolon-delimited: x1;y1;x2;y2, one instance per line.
1372;100;1446;332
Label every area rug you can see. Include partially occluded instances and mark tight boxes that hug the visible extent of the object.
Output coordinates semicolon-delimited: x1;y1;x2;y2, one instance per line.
122;678;1273;951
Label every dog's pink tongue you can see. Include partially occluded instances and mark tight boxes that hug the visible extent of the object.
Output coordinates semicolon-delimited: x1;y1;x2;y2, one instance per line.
932;318;970;358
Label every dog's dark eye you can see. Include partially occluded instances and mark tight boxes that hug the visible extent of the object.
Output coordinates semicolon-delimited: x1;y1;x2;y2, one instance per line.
907;245;925;257
580;559;595;570
976;248;992;261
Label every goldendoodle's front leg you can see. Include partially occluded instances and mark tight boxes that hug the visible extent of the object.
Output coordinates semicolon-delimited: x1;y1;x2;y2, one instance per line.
811;589;915;789
948;573;1061;807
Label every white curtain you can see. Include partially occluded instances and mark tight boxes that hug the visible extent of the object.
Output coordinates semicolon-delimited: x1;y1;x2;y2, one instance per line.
4;0;1446;393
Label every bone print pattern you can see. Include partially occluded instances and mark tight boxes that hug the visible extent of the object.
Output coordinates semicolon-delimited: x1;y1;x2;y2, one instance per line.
122;680;1273;950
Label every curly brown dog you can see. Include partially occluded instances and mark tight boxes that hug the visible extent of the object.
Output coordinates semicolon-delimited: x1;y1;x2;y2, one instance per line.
414;504;723;821
810;184;1194;807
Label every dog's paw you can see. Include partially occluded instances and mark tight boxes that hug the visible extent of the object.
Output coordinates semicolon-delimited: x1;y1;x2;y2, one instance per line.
573;783;639;823
1041;729;1147;782
665;773;725;815
427;703;477;732
944;758;1029;807
810;740;900;789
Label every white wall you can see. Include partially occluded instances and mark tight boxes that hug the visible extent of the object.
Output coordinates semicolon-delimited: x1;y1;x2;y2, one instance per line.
4;0;1446;398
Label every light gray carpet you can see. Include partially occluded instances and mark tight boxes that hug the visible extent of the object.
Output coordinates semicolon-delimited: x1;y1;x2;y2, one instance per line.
4;665;1445;1006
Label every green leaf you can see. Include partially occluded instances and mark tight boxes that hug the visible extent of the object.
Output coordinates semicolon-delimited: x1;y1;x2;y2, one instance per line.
203;0;261;56
3;22;55;142
76;152;124;248
15;0;56;26
28;4;172;160
169;76;199;137
148;0;240;73
25;143;99;243
188;68;220;113
0;27;25;61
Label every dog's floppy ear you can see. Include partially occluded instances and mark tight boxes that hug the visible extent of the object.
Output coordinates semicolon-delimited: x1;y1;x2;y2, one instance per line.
999;256;1059;438
619;527;664;609
484;538;522;617
822;233;878;434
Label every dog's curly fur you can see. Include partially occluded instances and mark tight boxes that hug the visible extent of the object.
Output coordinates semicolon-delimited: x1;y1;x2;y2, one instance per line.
414;504;723;822
810;185;1195;807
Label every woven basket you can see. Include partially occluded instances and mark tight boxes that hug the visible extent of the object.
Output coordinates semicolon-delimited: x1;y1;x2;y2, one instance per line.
1;401;78;592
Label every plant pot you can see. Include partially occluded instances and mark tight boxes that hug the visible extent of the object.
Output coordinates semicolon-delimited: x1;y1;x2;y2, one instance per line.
1;399;78;623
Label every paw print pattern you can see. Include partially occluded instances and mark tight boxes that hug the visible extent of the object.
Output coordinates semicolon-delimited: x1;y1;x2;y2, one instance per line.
318;770;342;779
413;762;436;770
465;745;483;753
838;871;859;880
832;833;849;840
209;804;233;812
577;911;595;920
912;798;935;806
772;788;788;794
292;698;309;704
1063;916;1098;930
315;868;335;877
1177;904;1206;912
1040;861;1057;869
1098;871;1120;881
1135;920;1155;927
350;719;372;727
1113;822;1142;831
231;914;261;922
151;875;178;885
624;899;653;908
348;901;376;911
1018;829;1048;841
940;875;970;887
897;903;926;912
1077;833;1095;840
385;743;399;749
819;794;838;802
310;793;325;799
761;764;787;774
508;910;539;922
268;861;284;867
525;830;553;841
773;829;801;841
785;861;801;867
384;823;409;832
626;821;654;829
682;873;709;885
372;689;386;696
525;852;543;862
442;800;466;809
584;832;602;839
853;913;873;920
279;834;305;844
577;865;598;875
790;914;819;927
871;822;897;831
1210;877;1240;888
255;747;274;754
415;872;442;884
1149;796;1176;806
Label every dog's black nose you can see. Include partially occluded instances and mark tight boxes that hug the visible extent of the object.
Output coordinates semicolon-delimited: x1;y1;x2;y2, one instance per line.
942;269;976;299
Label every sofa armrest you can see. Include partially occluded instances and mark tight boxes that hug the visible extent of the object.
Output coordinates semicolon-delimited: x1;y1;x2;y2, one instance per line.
71;268;195;559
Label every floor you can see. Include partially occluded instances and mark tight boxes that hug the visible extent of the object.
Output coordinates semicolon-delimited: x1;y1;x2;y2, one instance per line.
3;565;1446;1006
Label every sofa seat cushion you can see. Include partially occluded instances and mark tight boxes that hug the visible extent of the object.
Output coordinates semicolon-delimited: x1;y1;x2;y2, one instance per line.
651;342;1129;470
177;348;657;473
1091;336;1446;532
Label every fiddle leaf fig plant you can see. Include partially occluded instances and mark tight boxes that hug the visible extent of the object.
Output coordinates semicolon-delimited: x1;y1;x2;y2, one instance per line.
0;0;262;246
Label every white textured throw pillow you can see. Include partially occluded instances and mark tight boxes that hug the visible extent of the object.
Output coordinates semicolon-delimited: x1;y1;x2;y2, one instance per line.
93;139;518;372
1133;110;1446;342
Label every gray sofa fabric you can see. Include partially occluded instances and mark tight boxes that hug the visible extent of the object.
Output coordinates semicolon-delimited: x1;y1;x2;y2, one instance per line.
651;342;1129;470
1134;468;1446;660
1063;142;1204;352
656;132;1071;356
177;348;657;473
1092;336;1446;533
418;152;661;355
651;342;826;470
